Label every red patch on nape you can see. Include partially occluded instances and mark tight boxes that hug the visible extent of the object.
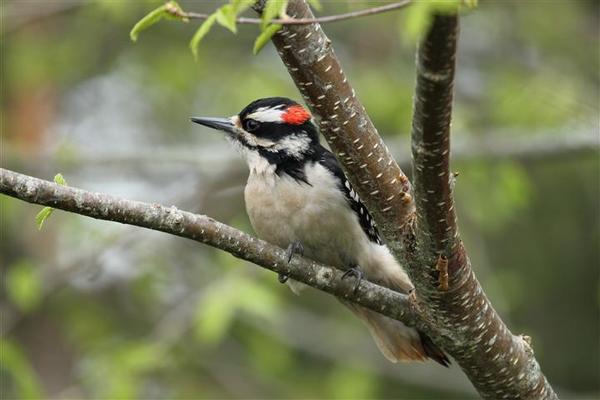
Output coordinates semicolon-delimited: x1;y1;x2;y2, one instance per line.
281;105;311;125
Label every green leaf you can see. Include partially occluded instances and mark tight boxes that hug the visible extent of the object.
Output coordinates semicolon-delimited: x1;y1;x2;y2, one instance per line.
231;0;256;14
35;173;67;230
403;1;462;43
35;207;54;230
129;3;167;42
306;0;322;11
53;172;66;185
189;13;218;60
403;2;435;43
261;0;288;29
163;0;189;21
6;260;42;313
253;24;282;55
216;4;238;33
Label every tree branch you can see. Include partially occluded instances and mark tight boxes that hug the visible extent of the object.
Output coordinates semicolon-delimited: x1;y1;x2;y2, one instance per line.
406;14;558;399
172;1;411;26
0;167;418;327
256;1;558;398
411;14;458;255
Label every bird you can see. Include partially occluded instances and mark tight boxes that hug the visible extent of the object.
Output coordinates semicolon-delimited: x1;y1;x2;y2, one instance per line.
191;97;449;366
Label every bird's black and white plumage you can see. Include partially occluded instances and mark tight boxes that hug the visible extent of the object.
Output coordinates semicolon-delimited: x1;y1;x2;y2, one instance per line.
192;97;449;366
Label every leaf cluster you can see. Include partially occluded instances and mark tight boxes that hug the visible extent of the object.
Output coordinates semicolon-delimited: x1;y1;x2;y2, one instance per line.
130;0;323;59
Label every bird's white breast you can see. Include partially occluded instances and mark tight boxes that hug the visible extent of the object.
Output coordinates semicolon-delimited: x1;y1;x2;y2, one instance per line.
244;162;412;292
245;163;368;267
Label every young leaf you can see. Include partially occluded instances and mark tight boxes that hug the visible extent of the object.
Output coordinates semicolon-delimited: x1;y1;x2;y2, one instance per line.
403;0;462;43
35;173;67;230
216;4;238;33
403;1;435;43
231;0;256;14
253;24;282;55
53;173;66;185
261;0;288;29
129;3;167;42
35;207;54;231
190;13;218;60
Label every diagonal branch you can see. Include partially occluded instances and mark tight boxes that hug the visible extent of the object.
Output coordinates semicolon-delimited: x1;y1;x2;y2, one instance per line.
411;14;459;256
406;14;558;400
0;167;418;327
254;1;558;398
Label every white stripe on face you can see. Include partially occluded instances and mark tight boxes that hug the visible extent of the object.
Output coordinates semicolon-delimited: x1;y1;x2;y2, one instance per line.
246;106;285;123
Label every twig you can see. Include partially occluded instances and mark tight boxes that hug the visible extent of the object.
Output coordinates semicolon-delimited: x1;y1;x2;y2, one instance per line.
0;167;418;327
171;1;411;26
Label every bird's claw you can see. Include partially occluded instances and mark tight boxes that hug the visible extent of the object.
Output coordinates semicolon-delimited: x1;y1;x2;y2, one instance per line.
341;266;363;293
285;241;304;263
280;241;304;284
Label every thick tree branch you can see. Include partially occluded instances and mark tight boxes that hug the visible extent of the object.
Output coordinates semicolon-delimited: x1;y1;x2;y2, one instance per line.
256;1;558;398
174;1;411;26
0;167;418;327
406;14;558;399
411;14;459;256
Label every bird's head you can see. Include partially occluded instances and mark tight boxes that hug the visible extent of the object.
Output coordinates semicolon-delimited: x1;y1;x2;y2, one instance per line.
192;97;318;170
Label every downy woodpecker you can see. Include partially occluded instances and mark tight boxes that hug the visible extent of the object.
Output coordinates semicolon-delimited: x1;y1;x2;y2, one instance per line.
192;97;448;366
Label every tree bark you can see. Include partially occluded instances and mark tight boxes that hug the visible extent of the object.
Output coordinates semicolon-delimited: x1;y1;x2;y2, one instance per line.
254;1;558;398
408;14;557;399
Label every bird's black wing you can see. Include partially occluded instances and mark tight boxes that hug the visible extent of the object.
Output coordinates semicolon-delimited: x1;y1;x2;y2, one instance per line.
315;146;382;245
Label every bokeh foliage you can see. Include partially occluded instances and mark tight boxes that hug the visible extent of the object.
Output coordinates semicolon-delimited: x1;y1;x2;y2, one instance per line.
1;0;598;399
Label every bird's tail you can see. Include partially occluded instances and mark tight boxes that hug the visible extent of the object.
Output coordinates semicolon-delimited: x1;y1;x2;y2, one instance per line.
343;301;450;366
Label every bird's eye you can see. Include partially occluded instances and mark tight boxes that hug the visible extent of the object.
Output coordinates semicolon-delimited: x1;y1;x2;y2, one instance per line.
245;119;260;132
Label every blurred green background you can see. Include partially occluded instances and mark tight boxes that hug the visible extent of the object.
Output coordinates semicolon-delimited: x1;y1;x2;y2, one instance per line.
1;1;598;399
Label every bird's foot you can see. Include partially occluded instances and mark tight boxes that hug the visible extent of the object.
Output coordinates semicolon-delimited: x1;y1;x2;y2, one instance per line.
285;241;304;263
279;241;304;283
341;265;363;293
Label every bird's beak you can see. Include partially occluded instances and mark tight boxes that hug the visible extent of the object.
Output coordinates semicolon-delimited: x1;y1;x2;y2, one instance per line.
190;117;237;135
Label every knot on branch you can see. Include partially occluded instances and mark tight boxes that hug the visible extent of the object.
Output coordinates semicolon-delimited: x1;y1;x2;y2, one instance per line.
435;254;449;291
